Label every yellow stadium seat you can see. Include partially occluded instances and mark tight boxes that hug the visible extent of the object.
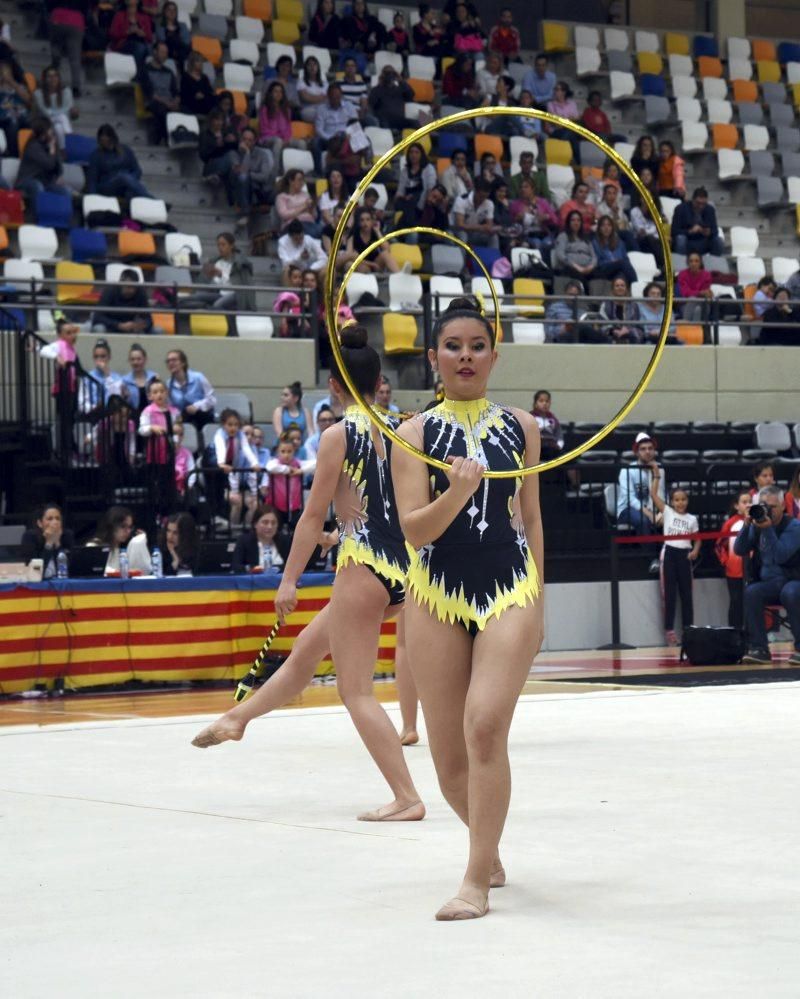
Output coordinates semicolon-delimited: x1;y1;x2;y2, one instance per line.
56;262;99;304
17;128;32;157
474;133;503;162
271;18;301;45
752;39;777;62
401;129;431;154
152;312;176;335
118;230;157;261
192;36;223;67
315;177;328;196
796;205;800;237
756;60;781;83
676;324;703;345
712;123;739;150
409;78;435;103
732;79;759;103
389;243;423;272
291;119;315;141
382;313;423;355
243;0;272;21
541;22;572;54
665;33;690;56
190;313;229;336
544;137;572;165
513;278;546;317
134;83;152;119
276;0;304;22
793;82;800;108
637;52;663;75
441;56;455;76
697;56;723;78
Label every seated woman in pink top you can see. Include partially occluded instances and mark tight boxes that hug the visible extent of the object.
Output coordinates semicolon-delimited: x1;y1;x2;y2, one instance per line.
677;251;713;322
558;180;597;235
275;168;321;237
258;80;305;171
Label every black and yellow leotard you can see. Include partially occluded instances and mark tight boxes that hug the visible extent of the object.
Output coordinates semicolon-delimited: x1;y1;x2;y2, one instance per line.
406;397;540;631
335;405;409;605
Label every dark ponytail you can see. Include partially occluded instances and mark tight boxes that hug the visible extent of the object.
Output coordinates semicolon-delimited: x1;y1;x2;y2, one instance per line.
433;295;496;344
287;380;303;402
330;323;381;397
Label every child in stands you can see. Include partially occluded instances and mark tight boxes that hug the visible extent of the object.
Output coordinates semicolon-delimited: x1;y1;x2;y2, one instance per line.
93;394;136;469
750;459;775;496
715;490;751;628
266;432;304;529
140;376;180;518
530;389;564;462
650;470;701;646
173;419;196;498
39;317;79;458
213;407;260;529
488;8;521;62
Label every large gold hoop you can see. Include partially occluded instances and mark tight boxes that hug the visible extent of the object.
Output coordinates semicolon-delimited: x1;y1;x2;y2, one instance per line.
324;106;674;478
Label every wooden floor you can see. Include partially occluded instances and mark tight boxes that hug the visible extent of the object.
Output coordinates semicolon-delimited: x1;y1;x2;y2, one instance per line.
1;643;797;728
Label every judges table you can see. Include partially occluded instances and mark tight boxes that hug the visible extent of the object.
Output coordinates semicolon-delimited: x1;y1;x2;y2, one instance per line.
0;574;398;695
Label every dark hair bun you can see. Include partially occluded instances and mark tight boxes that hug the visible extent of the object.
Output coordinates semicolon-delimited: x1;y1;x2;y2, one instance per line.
290;380;303;395
445;295;482;315
340;323;369;349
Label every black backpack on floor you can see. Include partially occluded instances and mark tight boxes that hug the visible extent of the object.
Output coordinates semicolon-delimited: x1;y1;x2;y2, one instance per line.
680;626;745;666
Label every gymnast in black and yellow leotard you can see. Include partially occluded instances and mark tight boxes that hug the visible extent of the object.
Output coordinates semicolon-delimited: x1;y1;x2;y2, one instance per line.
406;396;540;633
392;296;544;923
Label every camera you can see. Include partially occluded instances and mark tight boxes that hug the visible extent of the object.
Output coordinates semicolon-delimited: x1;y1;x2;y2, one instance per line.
750;503;766;521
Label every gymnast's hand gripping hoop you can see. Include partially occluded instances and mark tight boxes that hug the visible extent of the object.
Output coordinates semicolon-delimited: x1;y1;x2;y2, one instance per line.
233;621;281;702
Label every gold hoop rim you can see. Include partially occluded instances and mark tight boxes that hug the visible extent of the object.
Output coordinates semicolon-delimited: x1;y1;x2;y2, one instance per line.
324;107;674;478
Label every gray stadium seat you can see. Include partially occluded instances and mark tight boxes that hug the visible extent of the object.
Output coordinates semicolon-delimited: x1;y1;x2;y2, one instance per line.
737;102;764;125
776;127;800;153
430;243;465;275
579;139;607;168
197;14;228;39
761;82;788;105
644;96;671;126
769;104;795;128
216;392;253;423
757;176;785;208
755;422;793;453
749;151;775;176
782;151;800;176
607;50;633;72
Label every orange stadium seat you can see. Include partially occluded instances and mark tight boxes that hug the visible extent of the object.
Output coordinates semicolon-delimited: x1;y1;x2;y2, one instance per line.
24;71;37;92
712;123;739;149
152;312;176;335
0;225;8;256
409;78;435;103
216;88;248;114
698;56;723;78
474;134;503;162
676;324;704;345
118;230;157;263
437;156;451;176
291;120;314;141
243;0;272;21
17;128;32;156
192;36;223;67
732;79;759;103
752;39;777;62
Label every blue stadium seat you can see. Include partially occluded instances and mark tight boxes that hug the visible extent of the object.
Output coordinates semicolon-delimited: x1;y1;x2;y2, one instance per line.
64;133;97;165
437;133;469;157
778;42;800;64
640;73;666;97
468;246;502;275
35;191;72;229
69;227;108;263
693;36;719;58
336;49;368;75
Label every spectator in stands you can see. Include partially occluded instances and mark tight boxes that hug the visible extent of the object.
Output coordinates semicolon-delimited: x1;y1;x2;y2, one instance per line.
440;147;473;203
785;266;800;303
266;434;305;528
15;117;71;203
488;8;521;63
478;74;520;136
121;342;157;419
180;51;216;117
375;376;400;413
34;66;78;149
751;460;776;497
752;276;776;318
638;282;678;344
216;91;248;138
141;41;178;146
442;53;480;109
509;150;550;200
305;405;336;460
21;503;74;579
631;165;659;212
630;135;660;181
273;381;313;441
418;182;450;232
276;168;321;236
596;184;635;250
165;348;216;435
258;81;299;170
79;338;123;417
213;408;261;529
656;140;685;200
592;217;638;285
476;51;503;97
559;181;596;235
617;432;664;534
159;512;198;575
368;64;415;131
0;59;31;156
319;167;347;226
108;0;153;69
531;390;564;461
173;420;196;498
311;83;360;173
552;210;597;281
672;187;724;257
544;81;579;143
278;219;328;279
92;268;154;335
192;232;255;314
387;12;411;55
39;318;79;456
510;177;558;261
600;276;643;343
677;251;713;322
521;54;556;107
394;141;437;229
340;0;385;54
199;108;238;206
309;0;341;50
414;4;447;59
155;1;190;65
88;505;151;575
47;0;87;97
734;484;800;665
270;55;300;116
716;490;751;628
297;56;328;124
453;178;499;249
449;1;486;53
339;206;401;272
512;88;542;139
231;504;289;573
86;123;154;200
248;425;270;483
630;195;665;269
786;468;800;520
92;393;137;471
339;57;372;119
580;90;616;143
760;288;800;346
232;126;275;225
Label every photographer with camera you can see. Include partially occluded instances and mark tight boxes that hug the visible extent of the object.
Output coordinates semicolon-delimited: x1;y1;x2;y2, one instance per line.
733;484;800;665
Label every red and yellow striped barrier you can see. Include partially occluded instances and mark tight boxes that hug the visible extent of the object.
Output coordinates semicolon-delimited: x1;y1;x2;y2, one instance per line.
0;574;397;695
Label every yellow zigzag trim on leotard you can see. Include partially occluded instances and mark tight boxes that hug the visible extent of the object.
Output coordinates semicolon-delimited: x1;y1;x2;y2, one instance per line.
337;538;408;586
406;550;541;632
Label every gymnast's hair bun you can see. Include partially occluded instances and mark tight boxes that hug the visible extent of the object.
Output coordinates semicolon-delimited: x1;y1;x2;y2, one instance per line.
340;323;369;349
444;295;482;315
